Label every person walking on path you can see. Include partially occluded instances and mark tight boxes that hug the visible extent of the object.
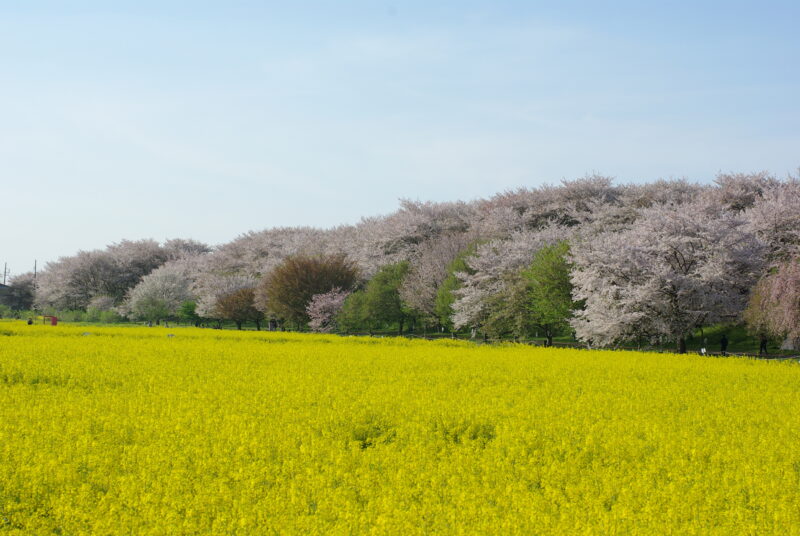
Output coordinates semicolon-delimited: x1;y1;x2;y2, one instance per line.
759;334;768;356
720;334;729;356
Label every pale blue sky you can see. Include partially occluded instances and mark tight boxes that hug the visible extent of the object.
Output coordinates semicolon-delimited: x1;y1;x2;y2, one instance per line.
2;1;799;277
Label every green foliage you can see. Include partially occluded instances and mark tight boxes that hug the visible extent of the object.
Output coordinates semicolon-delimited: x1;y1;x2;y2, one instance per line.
481;242;576;344
364;262;411;332
178;301;202;325
522;241;576;343
82;307;122;324
336;291;369;332
130;297;172;323
482;273;539;339
98;310;123;323
335;262;413;333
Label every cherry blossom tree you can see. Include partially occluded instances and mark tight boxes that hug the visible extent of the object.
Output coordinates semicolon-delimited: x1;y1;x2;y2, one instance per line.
35;239;206;310
307;288;352;333
35;250;116;310
121;263;194;323
745;176;800;261
399;232;477;321
744;259;800;348
475;175;620;237
162;238;211;259
704;171;778;212
570;202;766;352
87;295;116;312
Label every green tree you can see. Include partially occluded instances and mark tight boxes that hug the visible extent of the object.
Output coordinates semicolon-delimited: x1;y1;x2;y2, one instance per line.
522;241;576;346
335;291;369;333
482;272;537;340
364;262;413;334
178;301;202;326
480;241;576;345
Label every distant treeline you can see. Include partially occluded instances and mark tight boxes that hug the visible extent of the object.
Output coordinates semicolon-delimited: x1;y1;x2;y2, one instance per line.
3;172;799;352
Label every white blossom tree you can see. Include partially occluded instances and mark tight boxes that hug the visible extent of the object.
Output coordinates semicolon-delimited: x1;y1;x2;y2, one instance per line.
745;176;800;261
122;263;195;323
703;171;778;213
570;202;766;352
35;238;207;310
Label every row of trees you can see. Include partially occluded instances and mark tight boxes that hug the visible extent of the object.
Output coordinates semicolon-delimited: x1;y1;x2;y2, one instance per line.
3;172;799;351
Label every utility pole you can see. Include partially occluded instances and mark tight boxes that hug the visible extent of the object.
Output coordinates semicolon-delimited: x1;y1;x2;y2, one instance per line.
2;262;7;285
33;260;38;314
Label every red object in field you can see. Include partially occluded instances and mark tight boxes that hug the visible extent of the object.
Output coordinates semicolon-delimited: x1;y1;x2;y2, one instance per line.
51;316;58;326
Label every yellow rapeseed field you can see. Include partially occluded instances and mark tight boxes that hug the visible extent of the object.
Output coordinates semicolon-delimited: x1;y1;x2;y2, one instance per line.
1;321;799;535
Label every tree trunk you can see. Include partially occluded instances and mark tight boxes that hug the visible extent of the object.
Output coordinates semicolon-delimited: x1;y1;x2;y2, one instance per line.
546;334;553;348
678;337;687;354
236;321;242;330
398;318;404;335
255;319;261;331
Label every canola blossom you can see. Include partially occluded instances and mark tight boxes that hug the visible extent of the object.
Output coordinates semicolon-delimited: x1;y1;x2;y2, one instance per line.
1;322;800;534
